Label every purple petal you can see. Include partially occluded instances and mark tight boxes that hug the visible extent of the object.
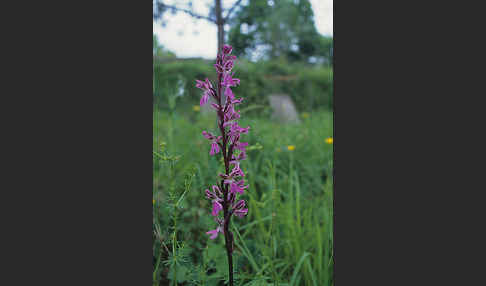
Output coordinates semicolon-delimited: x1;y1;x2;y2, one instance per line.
227;192;236;204
210;142;220;155
233;199;245;210
202;131;216;140
206;229;219;239
229;182;240;194
213;185;222;197
200;93;209;106
214;64;224;73
224;60;234;71
228;78;240;87
234;208;248;218
235;142;249;151
211;200;223;216
223;120;234;128
225;87;234;100
231;180;248;194
232;97;244;105
222;44;233;54
205;189;215;200
210;103;220;110
238;151;247;161
219;173;230;179
205;78;213;89
195;79;205;89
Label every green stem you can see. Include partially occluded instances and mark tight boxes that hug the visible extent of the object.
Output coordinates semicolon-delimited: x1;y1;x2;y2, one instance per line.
172;208;177;286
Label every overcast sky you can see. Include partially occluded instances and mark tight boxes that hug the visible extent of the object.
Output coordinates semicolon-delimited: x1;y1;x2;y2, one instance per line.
153;0;333;59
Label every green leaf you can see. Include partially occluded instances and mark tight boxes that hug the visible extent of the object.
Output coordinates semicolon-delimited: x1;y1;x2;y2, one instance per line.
168;265;190;283
289;252;311;286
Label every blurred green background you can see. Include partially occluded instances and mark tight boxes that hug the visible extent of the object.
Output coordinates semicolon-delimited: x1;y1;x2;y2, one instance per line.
153;1;333;285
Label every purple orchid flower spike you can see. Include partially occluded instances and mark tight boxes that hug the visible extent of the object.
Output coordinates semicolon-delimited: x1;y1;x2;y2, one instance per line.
196;45;249;285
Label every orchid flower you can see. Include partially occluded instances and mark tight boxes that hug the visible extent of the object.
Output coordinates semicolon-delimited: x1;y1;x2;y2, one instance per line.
195;45;249;247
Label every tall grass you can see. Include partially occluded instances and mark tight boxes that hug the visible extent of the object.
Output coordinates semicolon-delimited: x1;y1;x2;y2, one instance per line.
153;107;333;285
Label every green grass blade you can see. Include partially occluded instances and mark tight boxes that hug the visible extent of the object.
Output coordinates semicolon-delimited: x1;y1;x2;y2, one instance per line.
305;259;318;286
232;224;260;272
289;252;310;286
239;215;272;231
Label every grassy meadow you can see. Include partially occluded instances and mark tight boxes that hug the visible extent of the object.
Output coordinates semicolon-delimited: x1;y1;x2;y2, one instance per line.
153;105;333;286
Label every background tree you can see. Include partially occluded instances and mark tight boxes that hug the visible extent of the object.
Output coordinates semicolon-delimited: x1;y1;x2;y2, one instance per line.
228;0;332;63
153;0;245;54
316;34;333;65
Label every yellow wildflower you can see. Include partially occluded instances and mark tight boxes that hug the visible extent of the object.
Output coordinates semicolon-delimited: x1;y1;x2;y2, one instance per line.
287;145;295;151
153;199;156;205
301;112;310;119
325;137;333;144
193;105;201;112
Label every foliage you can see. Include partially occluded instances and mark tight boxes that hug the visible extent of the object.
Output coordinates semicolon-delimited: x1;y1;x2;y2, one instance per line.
228;0;332;63
153;59;333;112
153;108;334;285
153;0;332;64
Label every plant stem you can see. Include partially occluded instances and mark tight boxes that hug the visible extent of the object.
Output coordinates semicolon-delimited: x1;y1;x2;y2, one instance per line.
172;210;177;286
217;72;234;286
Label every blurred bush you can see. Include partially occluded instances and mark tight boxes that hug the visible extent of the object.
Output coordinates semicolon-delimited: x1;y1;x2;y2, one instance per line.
153;59;333;113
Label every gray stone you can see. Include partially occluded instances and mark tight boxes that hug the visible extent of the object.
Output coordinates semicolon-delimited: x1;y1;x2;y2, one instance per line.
268;94;300;124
